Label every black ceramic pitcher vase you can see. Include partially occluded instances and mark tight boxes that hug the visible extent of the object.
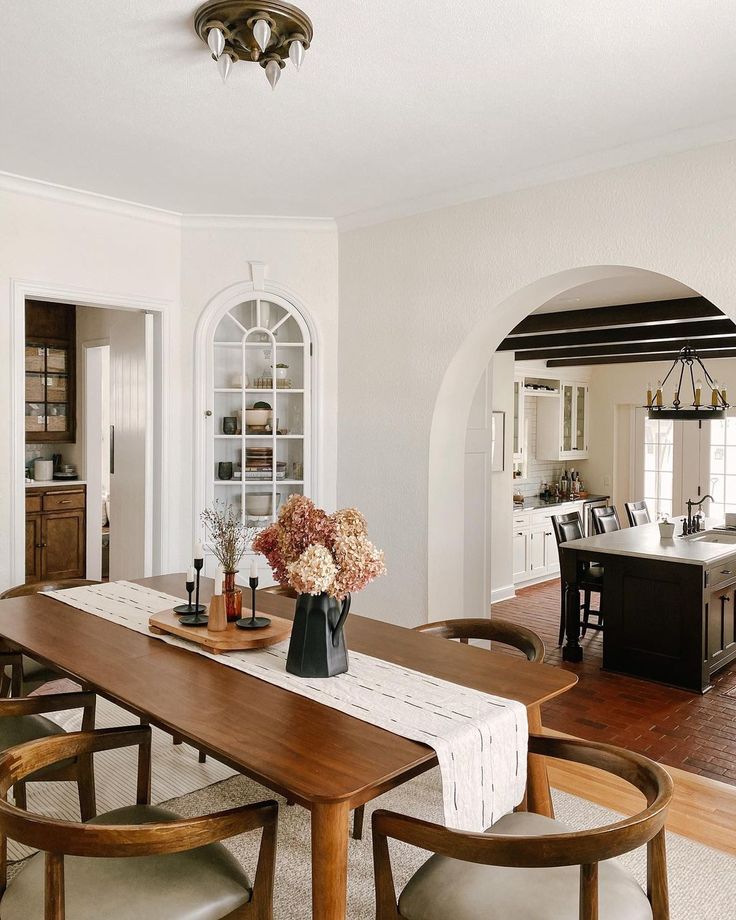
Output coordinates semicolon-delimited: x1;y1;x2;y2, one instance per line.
286;592;351;678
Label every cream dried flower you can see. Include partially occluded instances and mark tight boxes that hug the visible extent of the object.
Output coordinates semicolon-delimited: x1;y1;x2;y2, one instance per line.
331;507;368;540
287;543;337;596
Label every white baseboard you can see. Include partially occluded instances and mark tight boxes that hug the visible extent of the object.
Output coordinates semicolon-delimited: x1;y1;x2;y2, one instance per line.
513;571;560;590
490;584;516;605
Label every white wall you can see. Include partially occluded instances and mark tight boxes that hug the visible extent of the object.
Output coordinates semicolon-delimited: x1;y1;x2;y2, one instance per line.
338;140;736;627
0;177;339;588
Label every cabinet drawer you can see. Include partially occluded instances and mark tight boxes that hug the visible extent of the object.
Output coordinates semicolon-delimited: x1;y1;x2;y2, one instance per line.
43;491;85;512
708;562;736;592
26;495;42;513
513;514;530;528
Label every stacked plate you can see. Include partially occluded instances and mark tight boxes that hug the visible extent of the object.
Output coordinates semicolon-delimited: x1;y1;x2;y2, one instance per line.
244;447;287;480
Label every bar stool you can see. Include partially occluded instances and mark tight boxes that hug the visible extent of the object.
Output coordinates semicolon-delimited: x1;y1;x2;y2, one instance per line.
552;511;604;645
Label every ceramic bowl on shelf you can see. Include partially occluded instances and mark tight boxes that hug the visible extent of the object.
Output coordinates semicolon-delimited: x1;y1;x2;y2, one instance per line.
245;408;271;427
245;492;281;517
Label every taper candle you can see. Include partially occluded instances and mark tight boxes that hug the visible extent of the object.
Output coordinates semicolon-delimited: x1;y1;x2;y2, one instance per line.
194;540;204;561
250;558;258;579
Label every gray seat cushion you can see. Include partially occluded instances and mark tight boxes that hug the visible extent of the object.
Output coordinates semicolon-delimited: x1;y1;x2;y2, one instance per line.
0;713;74;780
1;804;253;920
398;811;652;920
3;656;64;693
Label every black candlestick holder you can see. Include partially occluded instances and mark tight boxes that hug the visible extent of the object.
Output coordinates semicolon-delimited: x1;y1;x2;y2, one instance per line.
173;577;207;616
236;576;271;630
180;558;208;627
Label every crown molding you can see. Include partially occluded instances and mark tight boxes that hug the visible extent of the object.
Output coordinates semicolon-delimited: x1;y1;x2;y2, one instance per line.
181;213;336;232
0;170;337;233
0;171;182;226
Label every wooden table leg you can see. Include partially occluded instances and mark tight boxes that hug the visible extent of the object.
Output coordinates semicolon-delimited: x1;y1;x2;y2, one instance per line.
526;704;553;818
311;801;350;920
561;547;583;663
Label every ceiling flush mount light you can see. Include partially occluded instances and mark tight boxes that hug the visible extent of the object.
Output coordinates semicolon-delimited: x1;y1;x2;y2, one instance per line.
194;0;313;90
645;345;730;420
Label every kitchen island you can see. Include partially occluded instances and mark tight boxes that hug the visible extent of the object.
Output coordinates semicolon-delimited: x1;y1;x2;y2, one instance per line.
560;522;736;692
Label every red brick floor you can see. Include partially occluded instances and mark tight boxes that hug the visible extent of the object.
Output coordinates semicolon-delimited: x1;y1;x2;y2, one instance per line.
492;578;736;785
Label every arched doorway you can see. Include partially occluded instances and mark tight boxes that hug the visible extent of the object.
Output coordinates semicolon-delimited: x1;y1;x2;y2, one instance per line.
427;265;731;619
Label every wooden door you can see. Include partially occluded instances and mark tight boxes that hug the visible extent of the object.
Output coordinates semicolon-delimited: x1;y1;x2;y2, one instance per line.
25;516;43;584
43;512;85;580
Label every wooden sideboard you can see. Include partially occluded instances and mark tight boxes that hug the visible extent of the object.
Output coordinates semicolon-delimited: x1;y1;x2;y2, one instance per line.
25;485;86;584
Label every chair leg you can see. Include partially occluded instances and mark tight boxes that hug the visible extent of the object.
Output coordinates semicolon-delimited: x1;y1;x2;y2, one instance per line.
581;589;591;637
14;781;26;811
198;750;207;764
352;805;365;841
76;756;97;822
558;585;567;647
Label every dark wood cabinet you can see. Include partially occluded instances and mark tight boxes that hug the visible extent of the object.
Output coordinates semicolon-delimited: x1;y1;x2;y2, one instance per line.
25;300;76;443
25;486;86;584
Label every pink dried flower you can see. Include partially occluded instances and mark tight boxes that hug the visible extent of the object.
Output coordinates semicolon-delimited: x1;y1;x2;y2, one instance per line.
287;544;337;595
276;495;336;561
251;523;289;584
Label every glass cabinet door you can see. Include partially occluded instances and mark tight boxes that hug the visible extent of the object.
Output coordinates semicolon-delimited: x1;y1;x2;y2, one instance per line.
575;384;587;452
561;384;574;453
25;343;73;441
207;297;312;542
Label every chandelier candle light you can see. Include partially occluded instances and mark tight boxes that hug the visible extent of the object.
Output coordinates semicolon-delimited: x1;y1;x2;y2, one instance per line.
194;0;313;90
645;345;730;421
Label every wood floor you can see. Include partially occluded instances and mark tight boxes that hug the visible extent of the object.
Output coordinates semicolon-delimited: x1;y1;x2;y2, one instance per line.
493;578;736;785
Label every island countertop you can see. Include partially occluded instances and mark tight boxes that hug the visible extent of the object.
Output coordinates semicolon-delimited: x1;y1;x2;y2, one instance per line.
561;519;736;566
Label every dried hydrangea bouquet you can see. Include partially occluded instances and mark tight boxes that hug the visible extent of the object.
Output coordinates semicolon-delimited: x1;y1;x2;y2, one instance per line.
253;495;385;677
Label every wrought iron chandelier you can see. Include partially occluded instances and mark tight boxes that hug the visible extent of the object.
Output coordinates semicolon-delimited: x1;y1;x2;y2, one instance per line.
194;0;313;89
645;345;729;420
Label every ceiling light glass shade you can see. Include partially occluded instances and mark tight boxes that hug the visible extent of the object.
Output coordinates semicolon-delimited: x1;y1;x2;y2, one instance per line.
265;59;281;89
218;53;233;82
289;39;305;69
253;19;272;52
207;26;225;58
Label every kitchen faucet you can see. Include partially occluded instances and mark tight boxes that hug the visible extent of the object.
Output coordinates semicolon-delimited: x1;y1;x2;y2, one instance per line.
682;495;714;535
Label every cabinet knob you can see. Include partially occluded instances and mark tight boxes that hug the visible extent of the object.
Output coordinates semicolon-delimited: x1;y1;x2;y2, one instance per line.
205;409;213;417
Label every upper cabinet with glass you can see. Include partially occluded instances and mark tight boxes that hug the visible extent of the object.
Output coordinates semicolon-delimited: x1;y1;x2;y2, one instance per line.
204;294;313;539
536;380;589;461
25;301;76;443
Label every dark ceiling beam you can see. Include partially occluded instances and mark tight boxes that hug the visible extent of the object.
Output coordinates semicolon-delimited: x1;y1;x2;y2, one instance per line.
514;336;736;362
497;318;736;352
508;296;721;336
546;350;736;367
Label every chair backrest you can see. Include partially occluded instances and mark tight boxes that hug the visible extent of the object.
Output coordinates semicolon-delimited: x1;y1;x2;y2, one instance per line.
372;734;673;920
0;579;101;600
591;505;621;535
414;617;544;663
551;511;584;562
625;501;651;527
261;584;298;599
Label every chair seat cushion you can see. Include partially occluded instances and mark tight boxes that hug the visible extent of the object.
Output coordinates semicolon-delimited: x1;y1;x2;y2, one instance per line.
0;805;253;920
21;655;65;690
397;811;652;920
0;714;74;780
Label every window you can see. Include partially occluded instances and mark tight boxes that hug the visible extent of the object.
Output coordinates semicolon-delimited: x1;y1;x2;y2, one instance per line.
642;416;674;518
708;413;736;520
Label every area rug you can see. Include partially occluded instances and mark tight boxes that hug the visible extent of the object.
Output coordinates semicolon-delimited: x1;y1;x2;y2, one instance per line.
13;697;736;918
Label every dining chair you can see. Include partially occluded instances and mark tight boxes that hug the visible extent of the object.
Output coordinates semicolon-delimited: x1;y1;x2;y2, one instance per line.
0;579;101;695
261;583;298;598
350;617;545;841
625;500;651;527
591;505;621;535
0;724;278;920
552;512;604;645
0;666;96;822
373;734;672;920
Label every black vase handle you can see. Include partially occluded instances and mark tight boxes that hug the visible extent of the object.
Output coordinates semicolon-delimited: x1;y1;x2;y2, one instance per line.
332;593;351;647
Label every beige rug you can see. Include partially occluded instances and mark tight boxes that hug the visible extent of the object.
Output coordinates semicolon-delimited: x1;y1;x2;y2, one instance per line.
13;697;736;919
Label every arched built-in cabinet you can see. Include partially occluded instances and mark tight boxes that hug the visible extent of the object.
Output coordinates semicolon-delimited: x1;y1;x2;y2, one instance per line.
195;281;316;572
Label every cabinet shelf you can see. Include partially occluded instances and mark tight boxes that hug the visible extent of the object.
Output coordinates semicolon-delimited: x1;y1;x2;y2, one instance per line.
214;341;305;349
214;480;304;486
214;388;305;394
214;434;304;440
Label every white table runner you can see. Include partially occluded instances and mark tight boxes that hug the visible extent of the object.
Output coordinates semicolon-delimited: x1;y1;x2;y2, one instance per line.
48;581;528;831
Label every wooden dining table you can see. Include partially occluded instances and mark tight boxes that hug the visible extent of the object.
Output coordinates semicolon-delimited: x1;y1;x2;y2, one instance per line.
0;574;577;920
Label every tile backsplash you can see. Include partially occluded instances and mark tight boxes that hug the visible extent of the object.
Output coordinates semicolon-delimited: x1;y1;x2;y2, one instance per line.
514;396;589;497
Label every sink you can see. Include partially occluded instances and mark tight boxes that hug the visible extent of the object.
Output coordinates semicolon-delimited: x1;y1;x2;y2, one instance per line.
683;530;736;544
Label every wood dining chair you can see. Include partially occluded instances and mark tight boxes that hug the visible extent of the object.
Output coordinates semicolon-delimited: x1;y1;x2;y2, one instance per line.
373;734;673;920
552;511;604;645
0;579;101;695
0;663;96;822
625;500;651;527
350;617;546;841
0;724;278;920
591;505;621;535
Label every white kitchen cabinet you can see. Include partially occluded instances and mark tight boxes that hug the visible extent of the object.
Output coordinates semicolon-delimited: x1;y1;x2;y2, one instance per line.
529;525;547;573
536;382;589;461
512;501;581;585
512;528;529;580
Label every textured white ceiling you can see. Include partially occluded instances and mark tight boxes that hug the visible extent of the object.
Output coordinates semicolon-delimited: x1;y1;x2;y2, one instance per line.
536;273;696;313
3;1;736;224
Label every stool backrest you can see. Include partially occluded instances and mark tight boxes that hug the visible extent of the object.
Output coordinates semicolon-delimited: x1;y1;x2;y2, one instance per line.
551;511;584;562
625;501;651;527
591;505;621;535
